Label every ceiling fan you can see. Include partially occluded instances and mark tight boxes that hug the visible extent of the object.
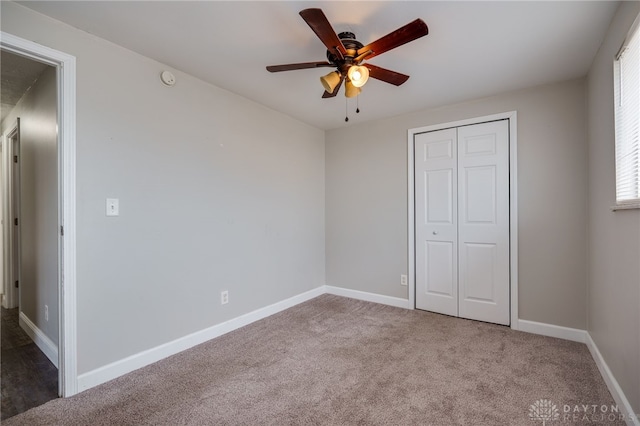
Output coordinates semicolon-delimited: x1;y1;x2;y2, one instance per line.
266;8;429;99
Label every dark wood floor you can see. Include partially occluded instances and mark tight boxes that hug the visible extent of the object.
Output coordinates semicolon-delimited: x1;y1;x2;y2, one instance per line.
1;307;58;420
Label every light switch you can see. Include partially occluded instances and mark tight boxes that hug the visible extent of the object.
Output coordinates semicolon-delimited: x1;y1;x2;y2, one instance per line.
106;198;119;216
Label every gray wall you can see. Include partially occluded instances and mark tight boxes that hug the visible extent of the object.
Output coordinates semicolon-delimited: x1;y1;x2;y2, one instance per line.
326;78;588;329
587;1;640;413
1;65;59;346
1;3;326;374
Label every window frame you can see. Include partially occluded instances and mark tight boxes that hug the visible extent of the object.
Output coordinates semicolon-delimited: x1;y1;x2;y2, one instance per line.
613;13;640;211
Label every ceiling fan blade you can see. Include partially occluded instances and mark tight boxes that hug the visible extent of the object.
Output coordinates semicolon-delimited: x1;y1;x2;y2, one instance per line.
357;19;428;60
322;75;344;98
266;62;334;72
300;8;347;57
365;64;410;86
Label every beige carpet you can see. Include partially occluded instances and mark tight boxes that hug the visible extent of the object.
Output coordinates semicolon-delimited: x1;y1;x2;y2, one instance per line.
4;295;623;425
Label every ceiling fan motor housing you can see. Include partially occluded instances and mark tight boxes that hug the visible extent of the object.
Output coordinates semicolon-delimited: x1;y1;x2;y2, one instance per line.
327;32;364;69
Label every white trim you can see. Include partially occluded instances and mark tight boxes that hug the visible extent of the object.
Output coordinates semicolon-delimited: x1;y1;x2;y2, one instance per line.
516;319;587;343
611;202;640;211
407;137;416;310
2;123;19;310
586;333;640;426
617;11;640;59
324;285;411;309
407;111;519;328
19;311;58;368
409;112;518;134
77;286;325;392
508;113;519;329
1;31;78;397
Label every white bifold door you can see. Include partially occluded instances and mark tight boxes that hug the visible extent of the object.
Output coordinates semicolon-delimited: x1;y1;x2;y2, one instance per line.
414;120;510;325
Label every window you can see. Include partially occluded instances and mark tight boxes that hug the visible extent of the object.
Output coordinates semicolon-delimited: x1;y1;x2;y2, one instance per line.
614;15;640;209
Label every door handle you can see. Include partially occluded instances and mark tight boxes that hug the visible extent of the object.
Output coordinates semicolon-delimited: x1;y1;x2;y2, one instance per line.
432;231;438;235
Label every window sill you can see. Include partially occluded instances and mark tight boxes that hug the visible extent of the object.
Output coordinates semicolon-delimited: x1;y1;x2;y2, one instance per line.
611;202;640;211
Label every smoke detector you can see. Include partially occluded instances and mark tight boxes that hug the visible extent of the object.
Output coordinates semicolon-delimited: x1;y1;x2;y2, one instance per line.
160;70;176;86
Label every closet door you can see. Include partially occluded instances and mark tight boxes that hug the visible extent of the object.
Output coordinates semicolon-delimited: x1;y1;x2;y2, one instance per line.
457;120;510;325
414;120;510;325
414;128;458;316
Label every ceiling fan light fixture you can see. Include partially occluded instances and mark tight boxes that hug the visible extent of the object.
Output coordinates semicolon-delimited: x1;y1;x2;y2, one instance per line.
347;65;369;88
345;80;361;98
266;8;429;120
320;71;342;93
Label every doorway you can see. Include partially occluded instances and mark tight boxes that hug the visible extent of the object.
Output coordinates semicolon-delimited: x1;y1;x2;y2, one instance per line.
0;32;78;399
0;51;60;419
407;112;519;328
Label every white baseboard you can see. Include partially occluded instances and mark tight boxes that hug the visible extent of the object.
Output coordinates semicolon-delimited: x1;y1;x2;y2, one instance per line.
586;333;639;426
517;320;638;425
516;319;587;343
324;285;410;309
19;311;58;368
77;286;325;392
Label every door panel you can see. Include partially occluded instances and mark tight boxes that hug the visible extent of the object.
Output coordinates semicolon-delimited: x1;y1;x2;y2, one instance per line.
463;133;497;156
426;169;453;223
464;166;496;224
458;120;509;325
414;128;457;316
462;242;496;301
414;120;510;325
425;241;455;296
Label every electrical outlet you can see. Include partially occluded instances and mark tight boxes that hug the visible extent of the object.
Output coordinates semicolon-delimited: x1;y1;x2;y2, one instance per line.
221;290;229;305
400;275;408;286
45;305;49;321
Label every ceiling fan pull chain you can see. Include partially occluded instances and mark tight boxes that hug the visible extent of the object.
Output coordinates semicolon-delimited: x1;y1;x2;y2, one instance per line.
345;98;349;122
356;95;360;114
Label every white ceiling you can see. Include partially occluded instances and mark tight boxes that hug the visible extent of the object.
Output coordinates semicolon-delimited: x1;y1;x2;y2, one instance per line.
20;1;619;130
1;50;50;123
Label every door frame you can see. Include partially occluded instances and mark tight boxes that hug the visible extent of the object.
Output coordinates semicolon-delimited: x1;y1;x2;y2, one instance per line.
2;121;21;310
407;111;519;329
1;32;78;396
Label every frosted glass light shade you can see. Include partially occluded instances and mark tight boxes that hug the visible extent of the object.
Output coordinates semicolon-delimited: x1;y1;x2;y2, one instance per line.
347;65;369;88
345;80;361;98
320;71;341;93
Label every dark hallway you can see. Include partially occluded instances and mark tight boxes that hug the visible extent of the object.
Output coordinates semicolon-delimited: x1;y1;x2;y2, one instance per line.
1;307;57;420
